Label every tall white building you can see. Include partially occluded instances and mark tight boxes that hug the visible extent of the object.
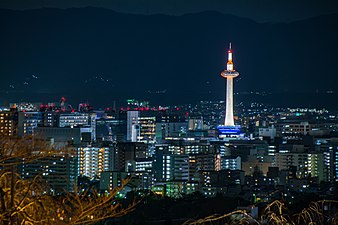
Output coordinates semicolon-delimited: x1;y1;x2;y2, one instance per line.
78;147;113;179
138;116;156;144
126;111;139;141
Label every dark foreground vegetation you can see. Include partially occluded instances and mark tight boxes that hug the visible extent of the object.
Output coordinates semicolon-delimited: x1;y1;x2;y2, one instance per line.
106;191;338;225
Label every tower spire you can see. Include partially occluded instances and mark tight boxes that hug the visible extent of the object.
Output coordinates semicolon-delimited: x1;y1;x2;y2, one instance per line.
227;43;234;71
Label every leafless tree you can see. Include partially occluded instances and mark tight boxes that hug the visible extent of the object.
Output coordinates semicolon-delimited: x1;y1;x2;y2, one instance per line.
184;199;338;225
0;135;138;225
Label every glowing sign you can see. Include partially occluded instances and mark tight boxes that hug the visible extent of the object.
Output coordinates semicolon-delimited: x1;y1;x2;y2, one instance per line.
217;125;241;134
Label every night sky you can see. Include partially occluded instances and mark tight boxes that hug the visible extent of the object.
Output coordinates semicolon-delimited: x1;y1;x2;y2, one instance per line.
1;0;338;22
0;1;338;107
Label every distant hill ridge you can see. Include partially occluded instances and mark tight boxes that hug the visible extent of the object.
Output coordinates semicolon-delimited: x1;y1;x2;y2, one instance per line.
0;7;337;106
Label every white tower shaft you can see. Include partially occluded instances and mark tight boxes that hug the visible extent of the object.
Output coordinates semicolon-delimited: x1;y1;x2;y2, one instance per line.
225;77;235;126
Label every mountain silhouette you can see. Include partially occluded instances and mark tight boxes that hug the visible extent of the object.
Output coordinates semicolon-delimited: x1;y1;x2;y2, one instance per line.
0;8;337;107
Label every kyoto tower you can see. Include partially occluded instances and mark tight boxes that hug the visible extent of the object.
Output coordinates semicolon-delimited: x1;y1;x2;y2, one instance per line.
221;43;239;126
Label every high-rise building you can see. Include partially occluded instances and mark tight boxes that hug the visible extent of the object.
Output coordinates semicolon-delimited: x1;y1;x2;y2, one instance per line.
189;154;221;180
0;107;18;136
155;114;187;142
274;152;325;181
126;111;139;141
18;111;43;136
58;112;96;141
138;116;156;144
152;150;189;182
114;142;148;171
78;146;113;179
22;154;78;194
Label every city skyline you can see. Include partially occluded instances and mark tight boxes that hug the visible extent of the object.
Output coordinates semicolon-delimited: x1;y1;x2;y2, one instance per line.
1;2;338;224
